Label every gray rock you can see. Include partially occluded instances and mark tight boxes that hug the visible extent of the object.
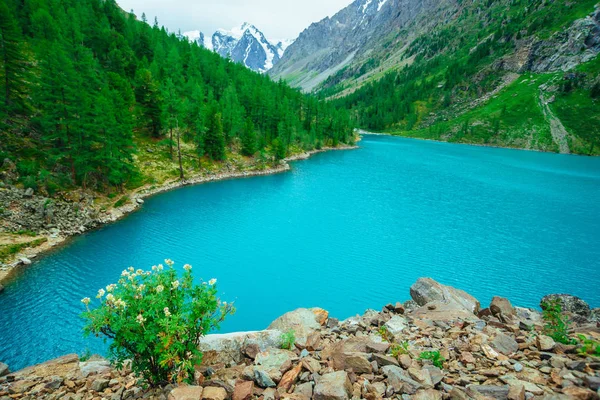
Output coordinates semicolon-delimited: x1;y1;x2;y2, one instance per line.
91;378;110;392
0;362;9;377
24;188;34;197
383;315;408;336
254;348;296;371
541;294;591;317
199;330;283;365
44;376;64;389
491;332;519;356
590;308;600;322
410;278;480;314
254;368;276;388
19;257;32;265
79;359;111;377
268;308;325;340
372;353;400;367
382;365;423;394
514;363;523;373
314;371;352;400
469;384;510;399
294;381;314;398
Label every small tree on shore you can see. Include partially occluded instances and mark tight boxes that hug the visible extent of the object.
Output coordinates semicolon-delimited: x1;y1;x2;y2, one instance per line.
81;260;234;386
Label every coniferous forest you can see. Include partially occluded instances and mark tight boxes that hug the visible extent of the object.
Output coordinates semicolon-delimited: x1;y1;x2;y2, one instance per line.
0;0;355;194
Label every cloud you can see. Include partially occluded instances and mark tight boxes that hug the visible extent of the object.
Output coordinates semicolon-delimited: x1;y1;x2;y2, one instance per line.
117;0;353;40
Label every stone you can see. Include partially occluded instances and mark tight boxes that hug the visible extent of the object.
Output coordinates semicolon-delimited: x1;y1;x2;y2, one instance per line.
200;330;283;366
410;278;480;314
278;363;302;392
536;335;556;352
254;368;276;388
169;386;204;400
268;309;324;340
232;381;253;400
313;371;352;400
366;342;390;354
384;315;408;336
255;349;297;371
333;352;372;374
514;363;523;373
490;297;515;317
294;382;314;398
312;308;329;326
242;344;260;360
202;386;227;400
136;198;144;205
413;389;442;400
0;363;9;377
91;378;109;392
491;333;519;355
306;332;322;351
19;257;32;265
381;365;423;394
469;385;510;398
422;365;444;386
562;386;598;399
584;376;600;391
263;388;277;400
44;375;63;389
481;344;500;360
508;384;525;400
410;301;480;322
541;294;591;318
372;353;399;367
79;359;111;377
301;357;321;374
24;187;34;197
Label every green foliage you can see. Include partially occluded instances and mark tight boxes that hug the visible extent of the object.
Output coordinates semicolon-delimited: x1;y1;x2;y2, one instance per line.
0;238;47;262
390;341;410;358
378;326;394;343
280;330;296;350
114;196;130;208
576;335;600;357
1;0;354;194
541;299;576;345
418;350;445;369
82;260;234;387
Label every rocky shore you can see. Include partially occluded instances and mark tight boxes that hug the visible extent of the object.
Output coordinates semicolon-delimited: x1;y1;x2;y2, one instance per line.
1;278;599;400
0;145;357;285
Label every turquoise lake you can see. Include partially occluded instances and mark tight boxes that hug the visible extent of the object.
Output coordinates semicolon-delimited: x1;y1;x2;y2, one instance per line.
1;135;600;370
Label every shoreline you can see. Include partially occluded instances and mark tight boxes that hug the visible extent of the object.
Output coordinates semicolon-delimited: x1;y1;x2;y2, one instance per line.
0;144;358;286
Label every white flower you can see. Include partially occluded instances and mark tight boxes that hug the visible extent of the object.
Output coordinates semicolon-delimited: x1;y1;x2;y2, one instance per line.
165;259;174;267
106;284;117;293
164;307;171;317
137;284;145;292
136;269;144;275
136;314;146;324
152;265;157;271
157;264;164;271
172;280;180;289
156;285;164;293
106;294;115;303
128;267;134;272
183;264;192;272
96;289;105;299
81;297;90;305
115;298;127;309
121;270;129;277
209;278;217;286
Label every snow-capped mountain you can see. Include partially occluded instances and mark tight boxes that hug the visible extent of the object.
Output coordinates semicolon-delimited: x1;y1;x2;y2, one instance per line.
184;23;293;73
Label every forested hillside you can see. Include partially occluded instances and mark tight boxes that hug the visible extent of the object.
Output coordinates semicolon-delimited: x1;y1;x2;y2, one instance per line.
324;0;600;154
0;0;354;195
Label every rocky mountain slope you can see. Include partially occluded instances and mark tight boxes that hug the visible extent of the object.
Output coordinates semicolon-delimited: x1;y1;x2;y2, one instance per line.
1;278;599;399
272;0;600;155
185;23;292;73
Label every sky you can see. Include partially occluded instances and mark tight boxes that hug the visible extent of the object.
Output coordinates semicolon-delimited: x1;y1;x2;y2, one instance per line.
116;0;353;41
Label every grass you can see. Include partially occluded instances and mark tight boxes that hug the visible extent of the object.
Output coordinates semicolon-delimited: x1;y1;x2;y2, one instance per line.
0;238;48;262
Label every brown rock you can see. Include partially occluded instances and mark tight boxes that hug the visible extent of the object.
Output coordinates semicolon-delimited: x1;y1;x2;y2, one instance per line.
371;353;399;367
507;384;525;400
202;386;228;400
413;389;442;400
306;332;322;351
313;371;352;400
490;297;515;318
232;381;253;400
365;342;390;354
562;386;598;399
278;364;302;392
409;278;480;314
312;308;329;326
460;352;476;364
242;344;260;360
169;386;204;400
301;357;321;374
536;335;556;352
491;332;519;355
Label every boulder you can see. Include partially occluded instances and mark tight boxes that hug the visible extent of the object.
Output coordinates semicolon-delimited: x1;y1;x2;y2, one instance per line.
254;368;276;388
541;294;591;318
536;335;556;352
255;349;296;371
91;378;109;392
294;382;314;398
169;386;204;400
232;381;253;400
268;308;326;340
313;371;352;400
491;332;519;355
372;353;400;367
199;330;282;366
202;386;227;400
331;352;372;374
80;359;111;377
381;365;423;394
490;296;515;318
409;301;480;322
0;362;9;377
19;257;32;265
383;315;408;336
410;278;480;314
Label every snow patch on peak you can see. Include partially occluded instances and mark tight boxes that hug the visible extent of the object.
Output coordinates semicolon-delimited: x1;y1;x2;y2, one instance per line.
183;30;201;42
377;0;389;11
361;0;373;13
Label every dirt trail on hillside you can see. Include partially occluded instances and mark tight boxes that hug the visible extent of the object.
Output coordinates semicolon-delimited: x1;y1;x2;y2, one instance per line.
539;89;571;154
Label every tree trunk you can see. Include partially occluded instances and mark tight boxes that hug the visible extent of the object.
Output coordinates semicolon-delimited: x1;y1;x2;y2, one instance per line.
177;130;184;180
169;127;173;159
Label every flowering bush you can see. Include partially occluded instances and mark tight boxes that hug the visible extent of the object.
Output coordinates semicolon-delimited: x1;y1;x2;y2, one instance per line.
82;260;234;387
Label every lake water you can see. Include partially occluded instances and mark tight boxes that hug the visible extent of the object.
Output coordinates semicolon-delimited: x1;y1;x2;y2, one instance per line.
1;135;600;370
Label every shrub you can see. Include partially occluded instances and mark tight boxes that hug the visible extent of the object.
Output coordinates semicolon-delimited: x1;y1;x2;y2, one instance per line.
541;299;576;345
280;330;296;350
577;335;600;357
390;341;410;358
419;350;445;369
82;260;234;387
114;196;129;208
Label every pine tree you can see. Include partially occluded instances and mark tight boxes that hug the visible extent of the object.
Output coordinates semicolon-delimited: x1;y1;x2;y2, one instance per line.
0;2;30;116
135;68;162;137
205;111;226;161
241;118;257;156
